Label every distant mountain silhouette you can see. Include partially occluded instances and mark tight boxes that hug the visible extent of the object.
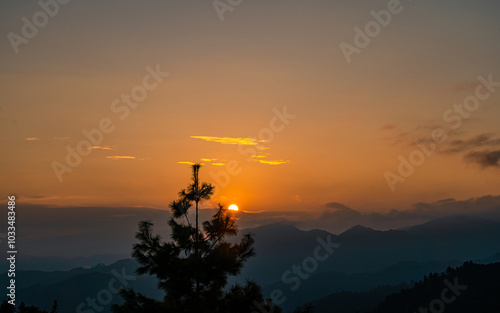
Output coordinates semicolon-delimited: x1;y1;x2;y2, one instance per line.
310;262;500;313
238;223;334;284
4;259;160;313
4;216;500;312
476;251;500;264
240;216;500;283
310;284;407;313
406;215;500;235
369;262;500;313
337;225;379;238
262;260;462;311
0;253;130;271
1;259;138;289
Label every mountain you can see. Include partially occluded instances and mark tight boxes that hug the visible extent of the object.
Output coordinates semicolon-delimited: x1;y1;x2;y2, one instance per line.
310;284;407;313
240;216;500;285
238;223;335;285
476;252;500;264
1;259;138;290
261;260;462;311
0;254;130;272
8;259;161;313
310;262;500;313
406;215;500;234
4;216;500;312
336;225;380;239
369;262;500;313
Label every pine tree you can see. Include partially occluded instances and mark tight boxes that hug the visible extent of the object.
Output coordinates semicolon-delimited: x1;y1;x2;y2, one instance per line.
0;300;16;313
17;303;47;313
113;164;278;313
49;301;57;313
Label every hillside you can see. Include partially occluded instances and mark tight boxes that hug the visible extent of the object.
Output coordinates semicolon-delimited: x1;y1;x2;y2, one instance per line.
3;216;500;312
370;262;500;313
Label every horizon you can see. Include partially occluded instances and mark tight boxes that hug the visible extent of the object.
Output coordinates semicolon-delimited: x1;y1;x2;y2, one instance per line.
3;193;500;259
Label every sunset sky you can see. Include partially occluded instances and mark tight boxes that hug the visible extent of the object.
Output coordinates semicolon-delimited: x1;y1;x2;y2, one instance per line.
1;0;500;218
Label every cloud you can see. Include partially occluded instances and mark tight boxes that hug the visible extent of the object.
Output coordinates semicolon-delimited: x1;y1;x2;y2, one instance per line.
452;80;481;92
186;137;287;166
25;137;40;141
106;156;137;160
326;202;351;210
191;136;265;146
178;159;227;166
237;195;500;234
444;133;500;153
5;195;500;256
379;124;396;131
405;132;500;169
322;203;363;221
259;160;289;165
91;145;115;150
464;150;500;168
0;204;170;257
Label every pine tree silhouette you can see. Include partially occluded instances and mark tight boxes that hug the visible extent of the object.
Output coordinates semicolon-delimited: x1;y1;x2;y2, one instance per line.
0;300;16;313
113;164;279;313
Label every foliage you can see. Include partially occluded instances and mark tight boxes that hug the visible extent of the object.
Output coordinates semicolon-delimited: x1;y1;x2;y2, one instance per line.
0;300;58;313
370;261;500;313
113;164;278;312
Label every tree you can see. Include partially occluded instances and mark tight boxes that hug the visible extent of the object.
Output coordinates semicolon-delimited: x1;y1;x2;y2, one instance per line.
0;300;16;313
292;304;314;313
49;301;58;313
17;303;47;313
113;164;279;313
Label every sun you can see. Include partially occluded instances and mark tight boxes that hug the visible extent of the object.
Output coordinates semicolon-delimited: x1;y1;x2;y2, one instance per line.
228;204;239;211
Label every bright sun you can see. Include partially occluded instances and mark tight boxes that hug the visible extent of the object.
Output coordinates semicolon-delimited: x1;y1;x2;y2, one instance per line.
228;204;239;211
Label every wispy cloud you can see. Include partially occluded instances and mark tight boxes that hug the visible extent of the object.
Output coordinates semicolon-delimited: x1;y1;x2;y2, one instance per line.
25;137;40;141
178;161;197;165
191;136;265;146
464;150;500;168
379;124;396;131
91;145;115;151
178;158;226;166
391;129;500;169
444;133;500;154
259;160;289;165
186;137;288;166
106;156;137;160
237;195;500;234
452;80;481;92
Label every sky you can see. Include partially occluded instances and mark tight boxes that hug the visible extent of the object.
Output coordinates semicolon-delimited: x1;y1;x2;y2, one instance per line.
1;0;500;225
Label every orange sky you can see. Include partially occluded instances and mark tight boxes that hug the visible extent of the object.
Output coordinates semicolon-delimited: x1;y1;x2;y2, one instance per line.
1;0;500;215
